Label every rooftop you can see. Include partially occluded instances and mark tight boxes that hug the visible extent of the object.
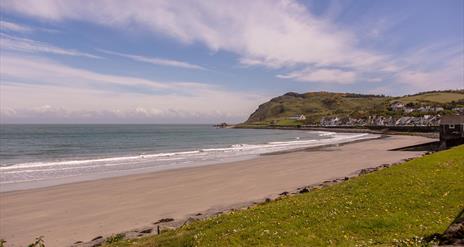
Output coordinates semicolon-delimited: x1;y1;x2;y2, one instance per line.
440;115;464;125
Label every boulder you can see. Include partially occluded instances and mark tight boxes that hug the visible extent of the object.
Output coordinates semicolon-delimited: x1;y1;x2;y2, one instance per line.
91;236;102;241
299;187;310;193
440;210;464;245
138;227;153;234
154;218;174;224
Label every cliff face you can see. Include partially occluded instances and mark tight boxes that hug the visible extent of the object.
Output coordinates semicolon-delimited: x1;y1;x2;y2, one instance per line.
245;90;464;125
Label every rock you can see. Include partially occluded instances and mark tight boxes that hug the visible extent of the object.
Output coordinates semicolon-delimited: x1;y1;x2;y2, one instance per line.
322;179;348;187
91;236;103;241
279;191;289;196
86;237;104;247
124;231;140;239
359;167;377;175
299;187;310;193
440;211;464;245
138;227;153;234
311;185;323;190
154;218;174;224
195;212;202;216
182;217;198;227
71;236;104;247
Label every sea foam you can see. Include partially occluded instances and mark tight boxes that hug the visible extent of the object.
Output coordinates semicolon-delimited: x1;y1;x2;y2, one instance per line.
0;131;377;190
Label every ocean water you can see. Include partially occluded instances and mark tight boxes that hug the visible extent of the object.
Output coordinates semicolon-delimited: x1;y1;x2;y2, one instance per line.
0;124;376;191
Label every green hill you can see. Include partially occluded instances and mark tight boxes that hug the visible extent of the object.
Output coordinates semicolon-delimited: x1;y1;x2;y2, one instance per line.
243;90;464;126
398;91;464;104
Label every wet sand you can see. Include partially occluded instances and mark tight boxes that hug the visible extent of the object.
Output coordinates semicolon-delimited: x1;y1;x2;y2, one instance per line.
0;135;434;246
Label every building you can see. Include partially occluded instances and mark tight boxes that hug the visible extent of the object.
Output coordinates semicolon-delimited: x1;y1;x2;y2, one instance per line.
434;107;444;112
452;107;464;114
390;102;405;111
288;114;306;121
404;107;414;113
439;115;464;148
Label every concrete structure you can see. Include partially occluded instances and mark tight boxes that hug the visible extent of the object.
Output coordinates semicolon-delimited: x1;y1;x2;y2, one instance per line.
439;115;464;148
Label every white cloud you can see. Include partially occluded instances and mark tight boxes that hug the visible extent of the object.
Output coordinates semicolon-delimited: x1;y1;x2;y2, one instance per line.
0;34;101;58
0;20;58;33
277;68;357;84
395;60;463;91
0;54;267;123
0;20;33;32
0;83;267;123
392;42;464;91
98;49;206;70
0;1;381;74
1;0;462;91
1;54;169;90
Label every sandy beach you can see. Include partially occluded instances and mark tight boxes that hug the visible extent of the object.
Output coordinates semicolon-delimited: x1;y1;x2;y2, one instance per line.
0;135;434;246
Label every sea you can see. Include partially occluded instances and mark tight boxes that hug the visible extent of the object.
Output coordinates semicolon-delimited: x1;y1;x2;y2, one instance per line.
0;124;376;191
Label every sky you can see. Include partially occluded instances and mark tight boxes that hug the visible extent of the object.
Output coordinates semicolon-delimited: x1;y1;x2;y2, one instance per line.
0;0;463;124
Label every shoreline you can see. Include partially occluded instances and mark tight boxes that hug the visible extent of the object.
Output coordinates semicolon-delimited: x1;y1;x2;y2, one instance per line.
233;125;439;139
0;132;378;193
0;135;435;246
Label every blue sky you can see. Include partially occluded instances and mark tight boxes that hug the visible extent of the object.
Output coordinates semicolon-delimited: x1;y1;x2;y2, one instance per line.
0;0;463;123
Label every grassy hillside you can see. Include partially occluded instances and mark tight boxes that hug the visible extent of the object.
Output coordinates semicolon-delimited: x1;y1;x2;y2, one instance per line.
398;92;464;104
243;90;464;125
107;145;464;247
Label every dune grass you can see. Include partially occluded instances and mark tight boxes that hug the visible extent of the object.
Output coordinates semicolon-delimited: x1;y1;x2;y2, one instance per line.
107;145;464;246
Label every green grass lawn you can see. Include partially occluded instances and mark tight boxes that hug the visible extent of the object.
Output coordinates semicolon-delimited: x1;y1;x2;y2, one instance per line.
107;145;464;247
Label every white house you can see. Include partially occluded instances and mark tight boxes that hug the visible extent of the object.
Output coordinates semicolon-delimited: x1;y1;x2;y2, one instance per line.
434;107;444;112
390;102;405;111
288;114;306;121
404;107;414;113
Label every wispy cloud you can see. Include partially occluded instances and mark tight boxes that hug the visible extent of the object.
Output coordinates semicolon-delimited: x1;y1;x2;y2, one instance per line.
0;34;101;58
0;1;374;74
0;54;267;123
0;20;33;32
98;49;206;70
2;54;172;90
0;20;58;33
1;0;462;93
277;68;357;84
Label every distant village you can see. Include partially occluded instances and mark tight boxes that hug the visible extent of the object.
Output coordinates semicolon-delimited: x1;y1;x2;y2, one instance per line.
301;102;464;127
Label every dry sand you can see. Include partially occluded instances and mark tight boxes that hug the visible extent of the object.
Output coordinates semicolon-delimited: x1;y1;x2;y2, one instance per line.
0;135;434;246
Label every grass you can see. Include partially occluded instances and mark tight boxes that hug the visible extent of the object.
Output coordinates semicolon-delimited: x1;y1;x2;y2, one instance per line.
106;145;464;246
398;92;464;104
246;92;390;124
273;119;303;126
245;91;464;125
